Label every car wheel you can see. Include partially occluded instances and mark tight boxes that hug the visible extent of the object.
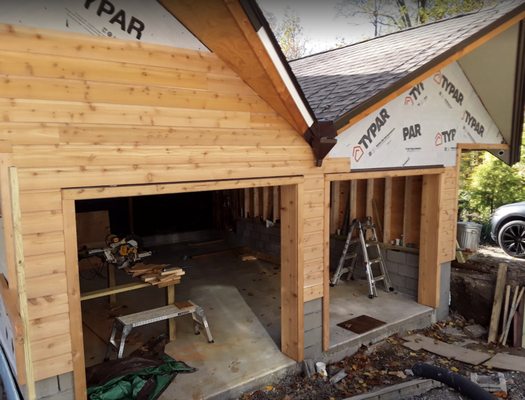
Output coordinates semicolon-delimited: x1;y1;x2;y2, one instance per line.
497;220;525;258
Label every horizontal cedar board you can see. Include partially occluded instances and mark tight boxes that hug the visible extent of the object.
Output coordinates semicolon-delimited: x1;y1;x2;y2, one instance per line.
0;124;60;145
443;168;456;178
440;209;456;222
304;270;323;286
20;210;63;234
0;99;253;129
23;231;65;256
0;50;249;90
65;176;301;200
0;123;304;147
19;190;62;213
304;189;324;205
12;145;312;168
441;189;458;201
27;293;69;320
58;125;304;146
304;244;323;261
303;175;324;189
24;252;66;278
29;312;70;342
33;353;72;382
0;24;233;75
443;177;457;187
304;258;323;273
31;333;72;362
304;284;323;302
0;75;272;113
304;231;323;247
304;203;324;219
26;273;67;299
16;161;342;191
304;217;323;233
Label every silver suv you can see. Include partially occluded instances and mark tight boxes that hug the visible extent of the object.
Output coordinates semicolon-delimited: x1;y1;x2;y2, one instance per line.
490;201;525;258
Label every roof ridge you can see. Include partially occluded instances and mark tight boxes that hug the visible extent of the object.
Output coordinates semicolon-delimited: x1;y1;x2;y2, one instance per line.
289;3;509;63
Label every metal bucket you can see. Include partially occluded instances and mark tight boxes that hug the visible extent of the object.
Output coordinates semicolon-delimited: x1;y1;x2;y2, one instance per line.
457;222;482;252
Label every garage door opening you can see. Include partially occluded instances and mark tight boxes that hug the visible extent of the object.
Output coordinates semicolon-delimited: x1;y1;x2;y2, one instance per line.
327;176;432;351
64;179;302;398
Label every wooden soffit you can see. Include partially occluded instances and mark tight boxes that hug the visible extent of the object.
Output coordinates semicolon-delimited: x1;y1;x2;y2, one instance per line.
159;0;310;134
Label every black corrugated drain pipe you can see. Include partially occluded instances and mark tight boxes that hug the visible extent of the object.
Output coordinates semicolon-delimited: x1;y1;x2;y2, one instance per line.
412;362;496;400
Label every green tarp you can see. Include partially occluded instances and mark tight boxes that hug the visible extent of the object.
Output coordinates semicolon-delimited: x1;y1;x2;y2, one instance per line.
88;356;196;400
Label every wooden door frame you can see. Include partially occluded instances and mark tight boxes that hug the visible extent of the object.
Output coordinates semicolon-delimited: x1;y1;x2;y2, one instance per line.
322;167;445;351
61;176;304;399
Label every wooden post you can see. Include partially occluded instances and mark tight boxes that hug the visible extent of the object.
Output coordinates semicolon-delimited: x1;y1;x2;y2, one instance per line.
330;181;340;234
62;197;87;400
488;263;508;343
322;179;331;351
244;188;250;218
366;179;374;217
166;285;176;340
418;174;442;308
280;183;304;361
384;177;393;243
252;187;261;218
0;155;16;289
262;187;269;220
9;167;36;399
349;180;357;222
272;186;279;222
403;176;422;247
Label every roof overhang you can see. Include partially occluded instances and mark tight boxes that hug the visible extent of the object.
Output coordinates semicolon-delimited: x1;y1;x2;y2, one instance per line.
333;4;525;165
158;0;337;165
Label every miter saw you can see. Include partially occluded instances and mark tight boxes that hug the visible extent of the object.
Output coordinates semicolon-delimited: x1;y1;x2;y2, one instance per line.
83;234;152;269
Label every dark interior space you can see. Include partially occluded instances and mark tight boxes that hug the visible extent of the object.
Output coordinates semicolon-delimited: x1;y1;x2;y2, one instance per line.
76;192;215;237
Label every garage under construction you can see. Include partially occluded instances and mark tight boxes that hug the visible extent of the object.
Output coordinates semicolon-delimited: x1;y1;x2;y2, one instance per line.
0;0;524;399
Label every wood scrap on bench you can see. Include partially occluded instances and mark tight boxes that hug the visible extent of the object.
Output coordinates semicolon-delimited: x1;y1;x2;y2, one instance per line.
127;263;185;287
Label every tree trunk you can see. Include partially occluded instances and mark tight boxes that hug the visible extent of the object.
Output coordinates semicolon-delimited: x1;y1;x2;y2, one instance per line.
418;0;428;24
396;0;412;27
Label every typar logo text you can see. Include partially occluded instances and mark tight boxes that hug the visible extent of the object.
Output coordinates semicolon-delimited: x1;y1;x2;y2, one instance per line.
404;83;425;106
357;108;390;150
84;0;145;39
402;124;421;141
434;72;464;106
463;110;484;137
435;129;456;146
352;146;364;162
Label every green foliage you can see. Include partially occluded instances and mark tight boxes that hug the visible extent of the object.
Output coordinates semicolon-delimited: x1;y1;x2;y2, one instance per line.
338;0;494;36
459;135;525;222
419;0;493;23
266;8;309;60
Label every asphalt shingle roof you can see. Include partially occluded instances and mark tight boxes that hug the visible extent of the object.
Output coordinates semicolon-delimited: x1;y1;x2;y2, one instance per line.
290;1;525;125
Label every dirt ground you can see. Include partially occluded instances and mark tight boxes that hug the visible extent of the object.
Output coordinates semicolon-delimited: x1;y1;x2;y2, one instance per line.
240;245;525;400
240;314;525;399
469;244;525;270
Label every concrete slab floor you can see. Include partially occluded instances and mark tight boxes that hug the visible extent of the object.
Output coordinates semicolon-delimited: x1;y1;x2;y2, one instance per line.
80;244;292;400
80;242;434;399
329;279;433;350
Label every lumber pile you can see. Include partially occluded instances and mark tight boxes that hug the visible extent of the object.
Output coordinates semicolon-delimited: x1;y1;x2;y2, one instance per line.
487;263;525;347
126;263;185;288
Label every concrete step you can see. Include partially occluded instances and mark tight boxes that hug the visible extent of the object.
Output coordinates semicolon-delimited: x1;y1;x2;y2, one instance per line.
324;308;435;363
